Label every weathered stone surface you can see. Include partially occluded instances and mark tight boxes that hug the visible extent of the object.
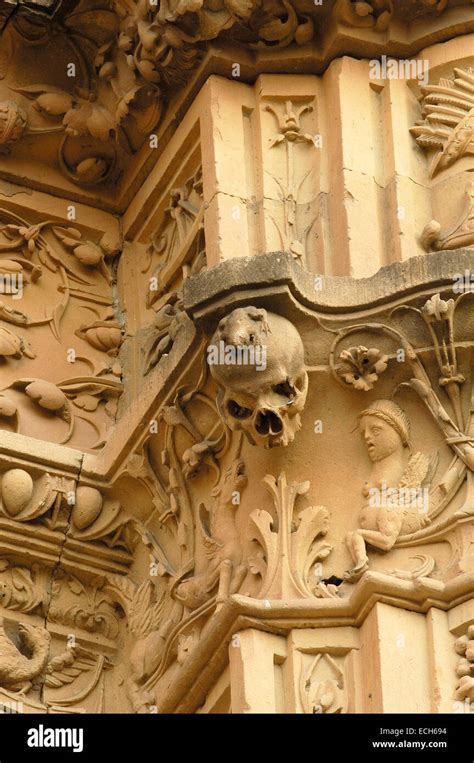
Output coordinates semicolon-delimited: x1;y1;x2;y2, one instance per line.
0;0;472;719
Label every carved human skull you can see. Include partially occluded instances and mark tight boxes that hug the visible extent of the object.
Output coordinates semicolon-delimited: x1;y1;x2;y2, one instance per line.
208;307;308;448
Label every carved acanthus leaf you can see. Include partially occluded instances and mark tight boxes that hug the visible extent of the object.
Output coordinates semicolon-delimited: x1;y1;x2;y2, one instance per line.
248;472;332;599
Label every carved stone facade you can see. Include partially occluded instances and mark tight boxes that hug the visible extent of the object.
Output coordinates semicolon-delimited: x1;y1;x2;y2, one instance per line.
0;0;472;715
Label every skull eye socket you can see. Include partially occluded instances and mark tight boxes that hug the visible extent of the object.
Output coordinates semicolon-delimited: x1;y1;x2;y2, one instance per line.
273;380;295;399
227;400;253;419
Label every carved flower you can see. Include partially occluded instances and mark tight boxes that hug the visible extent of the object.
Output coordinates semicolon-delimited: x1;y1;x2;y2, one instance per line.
338;346;388;391
18;224;43;254
52;227;105;268
0;101;27;148
64;101;116;141
422;293;454;322
0;222;45;254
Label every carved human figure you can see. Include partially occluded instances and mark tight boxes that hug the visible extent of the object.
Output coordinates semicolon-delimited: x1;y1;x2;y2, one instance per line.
344;400;435;581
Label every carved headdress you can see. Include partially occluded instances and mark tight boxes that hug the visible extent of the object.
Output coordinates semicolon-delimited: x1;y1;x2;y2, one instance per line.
358;399;411;451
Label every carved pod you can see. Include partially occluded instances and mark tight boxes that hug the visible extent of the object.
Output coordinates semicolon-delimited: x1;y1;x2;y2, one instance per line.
72;486;103;530
1;469;34;516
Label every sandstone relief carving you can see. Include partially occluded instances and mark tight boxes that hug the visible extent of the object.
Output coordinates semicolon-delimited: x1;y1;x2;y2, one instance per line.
344;400;437;581
0;0;472;722
142;293;188;376
265;99;317;263
455;625;474;704
337;345;388;392
174;455;249;610
209;307;308;448
300;652;346;714
0;209;122;449
0;0;470;198
328;293;473;469
411;66;474;250
323;291;474;585
0;618;50;692
248;472;332;599
411;67;474;179
0;558;117;712
144;167;205;304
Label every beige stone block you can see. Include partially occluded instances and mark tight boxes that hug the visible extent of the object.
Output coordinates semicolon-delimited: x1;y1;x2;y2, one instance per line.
359;603;431;713
229;629;287;714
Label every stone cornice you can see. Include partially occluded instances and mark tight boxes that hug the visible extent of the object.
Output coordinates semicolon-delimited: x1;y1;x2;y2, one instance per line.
184;248;474;321
156;571;474;713
0;248;471;490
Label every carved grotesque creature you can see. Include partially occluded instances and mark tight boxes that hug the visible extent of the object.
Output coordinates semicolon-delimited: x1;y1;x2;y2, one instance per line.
127;459;249;712
344;400;436;581
0;619;51;692
209;307;308;448
173;458;248;609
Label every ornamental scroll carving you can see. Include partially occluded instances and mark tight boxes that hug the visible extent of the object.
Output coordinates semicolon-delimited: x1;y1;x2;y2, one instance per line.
0;209;122;450
0;0;472;189
0;248;473;713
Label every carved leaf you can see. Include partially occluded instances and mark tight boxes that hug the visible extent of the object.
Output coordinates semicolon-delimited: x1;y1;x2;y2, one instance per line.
14;84;72;99
62;8;120;42
247;509;278;591
292;506;331;593
52;226;82;246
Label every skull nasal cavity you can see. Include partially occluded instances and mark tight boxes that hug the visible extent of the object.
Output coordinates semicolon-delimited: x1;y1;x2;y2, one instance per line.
256;410;283;435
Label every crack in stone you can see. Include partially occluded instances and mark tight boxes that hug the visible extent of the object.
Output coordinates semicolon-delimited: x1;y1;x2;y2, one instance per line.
38;451;85;710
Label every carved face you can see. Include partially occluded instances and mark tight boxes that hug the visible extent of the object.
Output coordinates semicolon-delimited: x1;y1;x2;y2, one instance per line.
209;307;308;448
359;415;403;462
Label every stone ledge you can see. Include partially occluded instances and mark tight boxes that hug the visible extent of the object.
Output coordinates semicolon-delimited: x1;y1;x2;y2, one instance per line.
184;249;474;319
156;570;474;713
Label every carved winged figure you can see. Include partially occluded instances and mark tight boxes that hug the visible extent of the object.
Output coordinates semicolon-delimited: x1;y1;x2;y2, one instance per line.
344;400;437;581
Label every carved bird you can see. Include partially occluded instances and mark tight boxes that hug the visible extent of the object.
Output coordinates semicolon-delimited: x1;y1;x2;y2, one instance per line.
0;619;51;692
